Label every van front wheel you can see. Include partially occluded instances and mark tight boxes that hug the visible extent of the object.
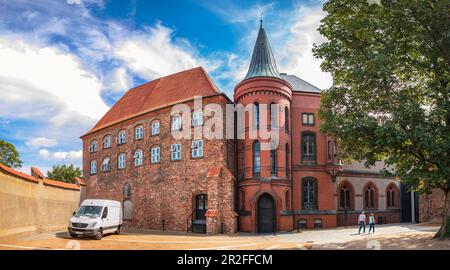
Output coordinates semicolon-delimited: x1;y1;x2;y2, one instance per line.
95;229;103;240
115;226;121;235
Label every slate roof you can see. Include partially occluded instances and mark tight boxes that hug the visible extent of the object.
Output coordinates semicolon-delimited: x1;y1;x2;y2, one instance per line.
280;73;321;93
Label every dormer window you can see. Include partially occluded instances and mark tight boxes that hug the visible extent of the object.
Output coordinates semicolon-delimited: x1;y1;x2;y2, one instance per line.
89;141;98;153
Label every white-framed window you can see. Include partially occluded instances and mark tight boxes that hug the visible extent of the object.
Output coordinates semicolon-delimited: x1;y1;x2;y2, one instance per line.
89;141;98;153
135;125;144;140
172;115;182;130
191;140;204;158
118;153;126;169
151;121;160;136
101;157;110;172
150;146;161;163
133;149;143;166
103;135;111;149
118;131;126;145
171;144;181;161
192;111;204;126
90;160;97;174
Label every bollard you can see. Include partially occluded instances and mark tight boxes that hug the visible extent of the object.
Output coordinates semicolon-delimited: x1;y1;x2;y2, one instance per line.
162;220;165;231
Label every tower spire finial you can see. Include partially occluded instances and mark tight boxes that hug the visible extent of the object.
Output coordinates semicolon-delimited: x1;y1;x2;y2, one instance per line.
260;12;263;28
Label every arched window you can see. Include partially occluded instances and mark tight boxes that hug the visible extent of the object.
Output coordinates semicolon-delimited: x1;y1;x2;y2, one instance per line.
101;157;110;172
364;183;378;209
302;132;316;162
270;149;277;176
338;182;354;210
89;140;98;153
386;183;399;208
118;153;126;169
135;125;144;140
253;140;261;177
240;143;245;179
118;130;126;145
270;103;277;129
123;182;132;220
253;102;260;130
285;143;290;178
285;106;289;132
302;177;317;210
285;191;290;210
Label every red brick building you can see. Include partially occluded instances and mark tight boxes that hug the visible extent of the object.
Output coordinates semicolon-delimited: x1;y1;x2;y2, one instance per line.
81;22;400;234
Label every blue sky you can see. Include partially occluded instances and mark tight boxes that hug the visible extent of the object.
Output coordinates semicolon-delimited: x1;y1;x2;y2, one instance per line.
0;0;331;175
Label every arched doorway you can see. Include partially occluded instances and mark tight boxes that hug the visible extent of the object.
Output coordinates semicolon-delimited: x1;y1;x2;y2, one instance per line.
257;194;275;233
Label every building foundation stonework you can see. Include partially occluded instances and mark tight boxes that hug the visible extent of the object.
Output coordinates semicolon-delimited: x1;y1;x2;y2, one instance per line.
82;21;402;234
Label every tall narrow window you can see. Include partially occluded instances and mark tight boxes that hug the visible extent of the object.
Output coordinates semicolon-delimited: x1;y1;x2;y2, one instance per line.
150;146;161;163
386;184;399;208
302;133;316;162
135;125;144;140
171;143;181;161
339;183;353;210
101;157;110;172
285;144;290;178
364;183;378;209
285;191;290;210
123;182;132;220
90;160;97;174
252;140;261;177
253;102;260;130
285;106;289;132
89;140;98;152
240;144;245;178
151;121;160;136
118;153;126;169
192;111;204;126
270;103;277;129
302;177;317;210
134;150;143;166
270;149;277;176
195;194;207;222
327;140;332;160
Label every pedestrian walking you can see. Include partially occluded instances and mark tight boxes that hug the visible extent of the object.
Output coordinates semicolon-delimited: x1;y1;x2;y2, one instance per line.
358;211;366;234
368;213;376;234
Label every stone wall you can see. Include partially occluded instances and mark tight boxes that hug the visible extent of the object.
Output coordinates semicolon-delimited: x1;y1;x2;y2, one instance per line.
0;165;82;238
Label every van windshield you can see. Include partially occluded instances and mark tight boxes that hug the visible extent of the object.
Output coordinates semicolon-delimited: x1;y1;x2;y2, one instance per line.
75;206;103;218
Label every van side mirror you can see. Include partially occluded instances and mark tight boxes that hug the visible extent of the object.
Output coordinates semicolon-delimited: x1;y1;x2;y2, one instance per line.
72;211;76;216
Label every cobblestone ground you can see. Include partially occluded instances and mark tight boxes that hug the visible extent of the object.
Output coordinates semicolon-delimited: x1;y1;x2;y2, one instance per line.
0;223;448;250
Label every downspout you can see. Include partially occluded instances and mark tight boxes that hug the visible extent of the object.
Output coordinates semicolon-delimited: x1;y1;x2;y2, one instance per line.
290;104;295;231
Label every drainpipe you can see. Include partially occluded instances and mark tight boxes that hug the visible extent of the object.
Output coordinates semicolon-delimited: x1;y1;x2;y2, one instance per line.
411;191;416;223
289;105;295;231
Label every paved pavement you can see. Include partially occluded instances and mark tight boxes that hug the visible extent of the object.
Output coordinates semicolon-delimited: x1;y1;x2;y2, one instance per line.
0;223;443;250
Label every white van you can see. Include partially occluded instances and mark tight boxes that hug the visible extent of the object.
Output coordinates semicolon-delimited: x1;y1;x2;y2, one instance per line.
68;199;123;240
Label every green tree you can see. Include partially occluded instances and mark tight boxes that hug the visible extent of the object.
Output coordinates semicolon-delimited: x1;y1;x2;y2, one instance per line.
313;0;449;238
0;139;23;168
47;164;82;183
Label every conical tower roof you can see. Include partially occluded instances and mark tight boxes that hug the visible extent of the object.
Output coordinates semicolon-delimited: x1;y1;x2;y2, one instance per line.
243;20;281;81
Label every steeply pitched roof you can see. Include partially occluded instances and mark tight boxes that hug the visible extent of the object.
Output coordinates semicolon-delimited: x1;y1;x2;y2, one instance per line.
243;20;281;81
280;74;321;93
83;67;222;137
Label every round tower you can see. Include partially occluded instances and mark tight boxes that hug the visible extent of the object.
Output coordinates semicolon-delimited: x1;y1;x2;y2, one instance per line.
234;20;293;233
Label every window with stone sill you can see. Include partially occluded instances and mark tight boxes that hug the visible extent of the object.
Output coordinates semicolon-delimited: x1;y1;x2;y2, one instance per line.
302;132;316;162
150;146;161;163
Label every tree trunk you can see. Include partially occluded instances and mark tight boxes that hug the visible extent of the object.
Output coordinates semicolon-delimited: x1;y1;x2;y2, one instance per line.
434;189;450;239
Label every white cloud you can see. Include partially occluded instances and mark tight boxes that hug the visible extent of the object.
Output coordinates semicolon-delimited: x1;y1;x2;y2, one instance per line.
39;148;82;161
26;137;58;148
0;36;109;125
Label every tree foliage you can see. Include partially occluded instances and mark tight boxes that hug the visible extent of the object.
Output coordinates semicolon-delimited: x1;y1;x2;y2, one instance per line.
47;164;82;183
313;0;449;237
0;139;23;168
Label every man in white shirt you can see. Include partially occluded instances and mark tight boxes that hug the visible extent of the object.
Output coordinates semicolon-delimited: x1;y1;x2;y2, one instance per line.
358;211;366;234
